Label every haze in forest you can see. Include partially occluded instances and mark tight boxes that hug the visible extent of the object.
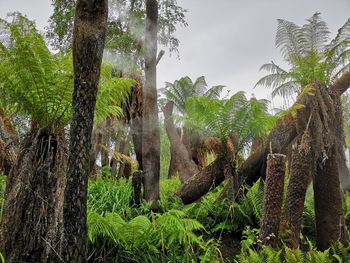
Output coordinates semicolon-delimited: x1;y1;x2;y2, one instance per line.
1;0;349;105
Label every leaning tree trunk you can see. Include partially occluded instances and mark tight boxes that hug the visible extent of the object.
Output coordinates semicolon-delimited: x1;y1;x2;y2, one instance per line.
259;153;286;248
177;135;238;204
0;128;66;263
182;127;207;170
62;1;108;262
142;0;160;208
164;101;199;182
176;156;226;204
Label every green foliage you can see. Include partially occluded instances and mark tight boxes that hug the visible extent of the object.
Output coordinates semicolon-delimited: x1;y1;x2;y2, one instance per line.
236;226;350;263
161;76;225;115
185;93;276;148
47;0;187;60
256;13;350;100
0;14;133;132
159;176;182;212
88;178;149;220
0;14;72;129
87;208;220;262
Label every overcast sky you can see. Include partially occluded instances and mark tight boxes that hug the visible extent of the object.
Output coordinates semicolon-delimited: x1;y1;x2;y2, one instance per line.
1;0;350;106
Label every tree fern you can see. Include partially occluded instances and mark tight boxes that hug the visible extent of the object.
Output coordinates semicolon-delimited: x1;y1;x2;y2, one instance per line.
0;13;133;132
161;76;225;115
257;13;350;100
184;92;276;149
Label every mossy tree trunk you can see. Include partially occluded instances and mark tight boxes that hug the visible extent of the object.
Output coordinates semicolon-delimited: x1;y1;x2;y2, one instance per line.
142;0;160;209
62;0;108;261
259;153;286;247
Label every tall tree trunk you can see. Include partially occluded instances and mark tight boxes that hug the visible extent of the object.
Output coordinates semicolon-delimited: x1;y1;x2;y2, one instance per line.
164;101;199;182
283;133;312;248
142;0;160;208
62;1;108;261
0;128;66;263
259;153;286;248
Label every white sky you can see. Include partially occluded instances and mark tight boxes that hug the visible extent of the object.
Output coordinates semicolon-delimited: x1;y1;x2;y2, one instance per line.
1;0;350;107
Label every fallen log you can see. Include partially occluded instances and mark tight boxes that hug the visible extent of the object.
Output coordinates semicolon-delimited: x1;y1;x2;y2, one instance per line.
176;156;226;204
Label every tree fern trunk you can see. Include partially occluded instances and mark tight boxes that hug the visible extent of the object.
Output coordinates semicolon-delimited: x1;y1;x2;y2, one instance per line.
0;129;66;262
283;134;312;248
259;153;286;247
62;0;108;261
314;148;347;250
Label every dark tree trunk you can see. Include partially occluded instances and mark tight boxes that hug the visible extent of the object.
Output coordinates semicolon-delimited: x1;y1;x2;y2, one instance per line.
259;153;286;248
164;101;199;182
131;116;143;170
118;132;132;179
131;171;143;206
0;109;17;175
314;148;347;250
142;0;160;208
283;134;312;248
0;128;66;263
62;1;108;261
312;86;348;250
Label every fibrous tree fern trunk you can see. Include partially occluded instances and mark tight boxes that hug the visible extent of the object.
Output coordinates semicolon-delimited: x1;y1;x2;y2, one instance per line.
283;133;312;248
311;86;348;250
62;0;108;261
259;153;286;247
164;101;199;182
0;109;17;175
142;0;160;208
0;128;66;263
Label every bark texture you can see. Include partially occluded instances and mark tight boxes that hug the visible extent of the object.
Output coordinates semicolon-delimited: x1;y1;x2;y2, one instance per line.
259;154;286;247
0;129;66;263
62;1;108;261
131;171;143;206
142;0;160;208
164;101;199;182
283;133;312;248
0;109;17;175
